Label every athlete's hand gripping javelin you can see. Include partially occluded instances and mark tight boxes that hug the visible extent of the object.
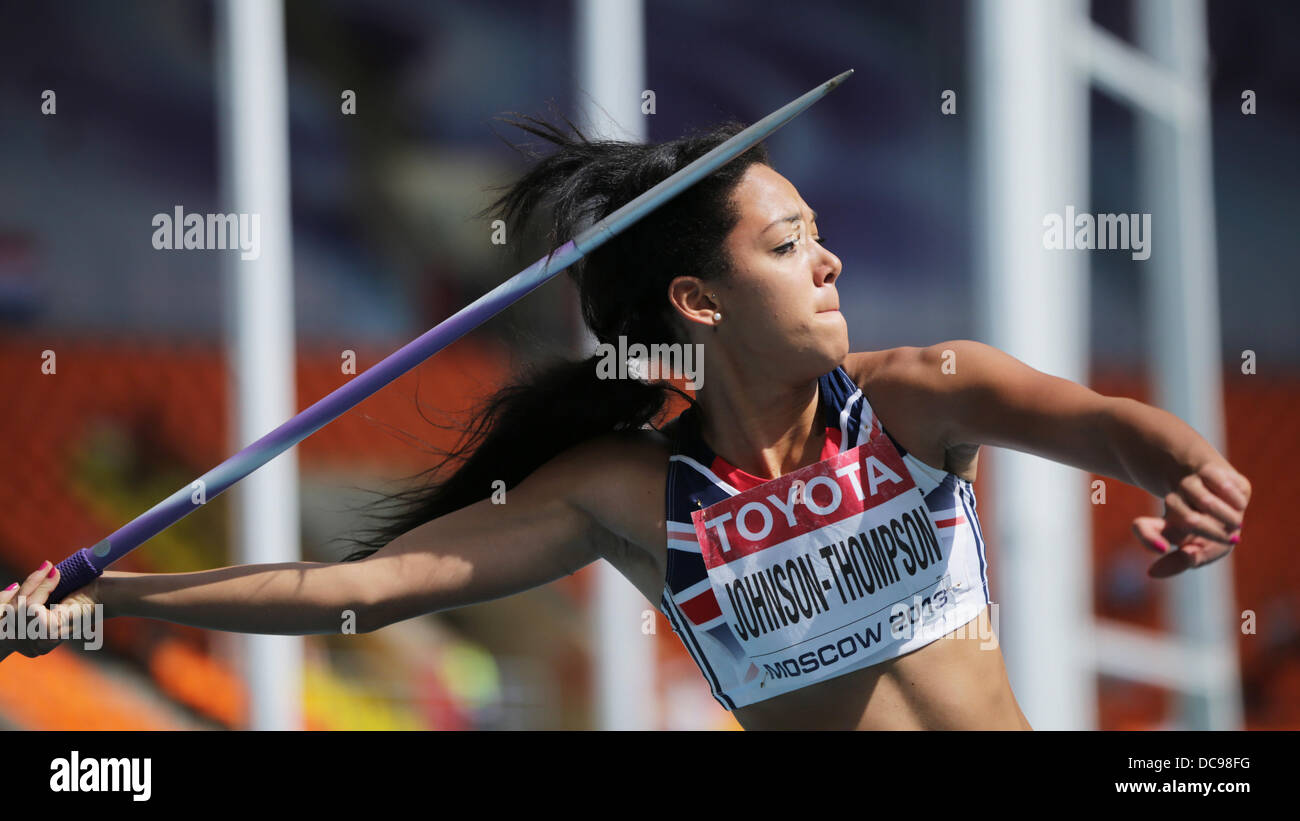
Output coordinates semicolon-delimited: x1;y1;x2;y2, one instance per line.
0;561;100;659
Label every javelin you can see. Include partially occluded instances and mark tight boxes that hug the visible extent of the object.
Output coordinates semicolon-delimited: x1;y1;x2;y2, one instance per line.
32;68;854;614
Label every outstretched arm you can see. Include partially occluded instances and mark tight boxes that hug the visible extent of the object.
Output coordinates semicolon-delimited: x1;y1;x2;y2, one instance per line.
907;339;1251;577
102;438;612;634
5;435;620;659
98;561;373;635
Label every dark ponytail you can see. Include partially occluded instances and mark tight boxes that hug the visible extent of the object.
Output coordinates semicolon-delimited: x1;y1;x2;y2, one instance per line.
334;112;770;562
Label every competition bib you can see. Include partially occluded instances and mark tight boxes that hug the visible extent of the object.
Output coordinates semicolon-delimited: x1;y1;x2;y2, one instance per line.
690;420;958;683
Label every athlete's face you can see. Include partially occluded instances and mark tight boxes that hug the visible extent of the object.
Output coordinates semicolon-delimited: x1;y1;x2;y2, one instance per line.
677;163;847;377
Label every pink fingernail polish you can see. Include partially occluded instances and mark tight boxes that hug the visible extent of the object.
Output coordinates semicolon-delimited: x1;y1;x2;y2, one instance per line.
40;560;50;570
1155;539;1170;553
1230;534;1240;544
4;583;17;592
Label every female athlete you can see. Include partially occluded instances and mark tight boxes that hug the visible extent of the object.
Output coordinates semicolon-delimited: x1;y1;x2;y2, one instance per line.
1;116;1251;730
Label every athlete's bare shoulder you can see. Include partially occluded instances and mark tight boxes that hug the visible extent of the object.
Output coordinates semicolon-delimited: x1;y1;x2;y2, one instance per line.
557;422;677;602
843;349;890;388
843;346;978;479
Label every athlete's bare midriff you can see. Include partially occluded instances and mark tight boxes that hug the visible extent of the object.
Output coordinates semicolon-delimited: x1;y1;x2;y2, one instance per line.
580;351;1030;731
729;605;1032;730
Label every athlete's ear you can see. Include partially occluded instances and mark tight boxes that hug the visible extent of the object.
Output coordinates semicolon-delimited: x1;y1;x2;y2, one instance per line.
668;277;719;328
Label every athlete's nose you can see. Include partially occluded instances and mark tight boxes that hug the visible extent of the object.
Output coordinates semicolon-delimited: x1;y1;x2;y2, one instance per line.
818;246;842;286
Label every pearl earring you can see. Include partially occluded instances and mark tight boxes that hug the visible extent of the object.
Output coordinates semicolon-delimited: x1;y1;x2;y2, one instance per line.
713;311;722;322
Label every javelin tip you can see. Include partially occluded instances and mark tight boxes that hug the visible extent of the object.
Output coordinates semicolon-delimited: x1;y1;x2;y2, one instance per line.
827;69;855;89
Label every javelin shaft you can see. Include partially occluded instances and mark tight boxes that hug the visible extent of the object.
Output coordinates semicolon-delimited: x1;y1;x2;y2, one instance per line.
36;68;854;610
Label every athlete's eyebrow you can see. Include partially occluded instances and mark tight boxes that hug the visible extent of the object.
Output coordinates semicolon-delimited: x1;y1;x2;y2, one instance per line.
762;209;818;234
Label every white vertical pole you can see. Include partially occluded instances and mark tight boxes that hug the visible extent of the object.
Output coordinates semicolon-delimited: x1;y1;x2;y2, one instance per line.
1135;0;1241;730
575;0;656;730
215;0;302;731
972;0;1096;730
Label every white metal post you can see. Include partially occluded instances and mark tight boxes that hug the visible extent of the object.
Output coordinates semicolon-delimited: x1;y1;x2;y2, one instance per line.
1135;0;1241;730
216;0;303;731
575;0;656;731
972;0;1096;730
973;0;1240;730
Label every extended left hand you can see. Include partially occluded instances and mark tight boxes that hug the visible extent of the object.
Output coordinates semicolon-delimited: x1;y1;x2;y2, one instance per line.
1131;458;1251;578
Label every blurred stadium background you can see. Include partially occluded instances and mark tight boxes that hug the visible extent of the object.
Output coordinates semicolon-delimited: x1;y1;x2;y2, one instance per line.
0;0;1296;730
